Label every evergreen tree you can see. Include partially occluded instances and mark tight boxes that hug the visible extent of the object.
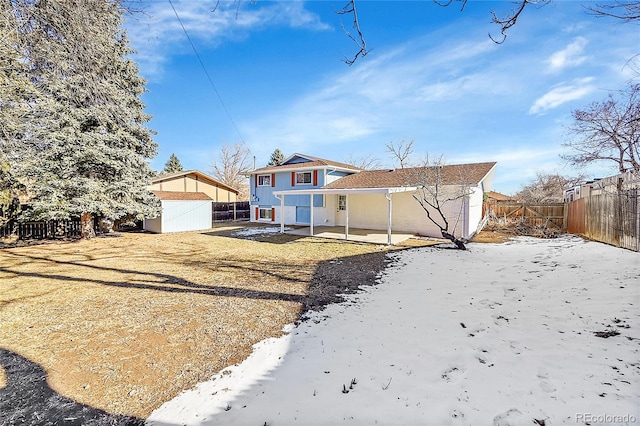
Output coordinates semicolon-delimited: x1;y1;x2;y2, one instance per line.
0;2;31;222
2;0;159;238
267;148;285;166
163;153;184;173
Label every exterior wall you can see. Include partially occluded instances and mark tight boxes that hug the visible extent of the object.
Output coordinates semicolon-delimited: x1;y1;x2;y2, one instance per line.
254;204;334;226
466;187;485;236
148;200;212;233
143;216;162;233
325;170;350;185
250;169;327;219
151;174;237;202
346;190;470;239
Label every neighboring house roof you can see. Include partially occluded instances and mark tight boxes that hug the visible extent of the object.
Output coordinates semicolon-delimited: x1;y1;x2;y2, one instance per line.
152;170;239;195
324;162;497;189
152;190;213;201
250;153;362;174
486;190;513;201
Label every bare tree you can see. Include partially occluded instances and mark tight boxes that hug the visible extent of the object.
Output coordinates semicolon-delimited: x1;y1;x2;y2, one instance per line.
211;142;251;200
585;0;640;22
562;83;639;174
515;172;585;203
344;153;382;170
410;155;476;249
386;140;414;169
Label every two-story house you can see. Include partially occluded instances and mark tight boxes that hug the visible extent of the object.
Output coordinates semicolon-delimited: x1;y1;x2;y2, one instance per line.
248;154;362;224
248;153;497;243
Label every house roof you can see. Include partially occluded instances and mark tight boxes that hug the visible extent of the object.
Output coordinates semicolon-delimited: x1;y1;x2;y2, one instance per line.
152;190;213;201
324;162;497;189
250;153;362;174
152;170;239;195
486;190;513;201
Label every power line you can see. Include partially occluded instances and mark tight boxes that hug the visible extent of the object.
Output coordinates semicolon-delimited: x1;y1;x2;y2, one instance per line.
167;0;245;143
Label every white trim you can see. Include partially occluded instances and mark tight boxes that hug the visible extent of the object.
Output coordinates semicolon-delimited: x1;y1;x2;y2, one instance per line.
257;174;272;187
273;187;417;196
295;171;313;185
258;207;273;221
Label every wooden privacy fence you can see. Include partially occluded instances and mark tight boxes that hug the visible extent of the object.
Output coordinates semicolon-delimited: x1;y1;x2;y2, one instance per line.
212;201;250;222
488;202;566;229
567;189;639;252
0;218;97;240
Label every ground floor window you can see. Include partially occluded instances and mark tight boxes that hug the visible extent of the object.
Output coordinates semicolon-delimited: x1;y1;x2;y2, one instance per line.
259;207;273;220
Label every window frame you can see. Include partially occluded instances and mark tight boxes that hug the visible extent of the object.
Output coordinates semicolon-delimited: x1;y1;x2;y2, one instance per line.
296;171;312;185
257;174;271;187
338;195;347;211
258;207;272;221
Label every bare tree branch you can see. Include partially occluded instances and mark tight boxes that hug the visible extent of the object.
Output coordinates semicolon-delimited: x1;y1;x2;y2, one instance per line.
515;172;586;203
433;0;468;11
562;83;640;173
336;0;368;66
344;153;382;170
584;1;640;22
488;0;550;44
211;142;251;200
386;140;414;169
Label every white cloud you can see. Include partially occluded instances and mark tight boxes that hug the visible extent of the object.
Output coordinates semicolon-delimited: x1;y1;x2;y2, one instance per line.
546;36;588;73
528;77;595;115
126;1;330;78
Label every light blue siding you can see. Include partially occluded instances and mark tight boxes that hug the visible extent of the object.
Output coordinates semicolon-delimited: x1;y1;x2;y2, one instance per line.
296;206;310;223
250;169;326;207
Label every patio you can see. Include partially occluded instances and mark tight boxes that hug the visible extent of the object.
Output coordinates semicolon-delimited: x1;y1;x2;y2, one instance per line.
285;226;417;245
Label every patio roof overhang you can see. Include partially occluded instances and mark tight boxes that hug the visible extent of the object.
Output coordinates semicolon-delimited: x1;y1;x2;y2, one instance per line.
272;186;418;245
273;186;418;196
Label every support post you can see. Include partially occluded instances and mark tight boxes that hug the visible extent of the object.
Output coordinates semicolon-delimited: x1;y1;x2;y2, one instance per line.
386;192;392;245
345;194;349;240
280;195;285;233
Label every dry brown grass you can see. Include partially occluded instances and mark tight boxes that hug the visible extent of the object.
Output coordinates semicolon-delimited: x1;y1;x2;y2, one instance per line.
0;224;435;418
470;229;513;244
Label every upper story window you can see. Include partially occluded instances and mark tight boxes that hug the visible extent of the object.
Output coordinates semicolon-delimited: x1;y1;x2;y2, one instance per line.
296;172;312;185
258;175;271;186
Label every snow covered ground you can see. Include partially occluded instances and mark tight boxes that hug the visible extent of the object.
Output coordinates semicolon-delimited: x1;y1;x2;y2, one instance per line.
147;236;639;426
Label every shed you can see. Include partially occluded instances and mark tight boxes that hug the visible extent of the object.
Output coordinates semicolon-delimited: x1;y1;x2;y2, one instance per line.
144;191;213;233
151;170;239;202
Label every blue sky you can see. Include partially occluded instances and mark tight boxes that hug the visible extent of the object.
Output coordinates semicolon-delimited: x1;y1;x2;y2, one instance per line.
125;0;639;194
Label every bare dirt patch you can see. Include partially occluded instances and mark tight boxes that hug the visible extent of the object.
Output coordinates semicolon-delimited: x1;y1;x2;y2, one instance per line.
0;224;432;421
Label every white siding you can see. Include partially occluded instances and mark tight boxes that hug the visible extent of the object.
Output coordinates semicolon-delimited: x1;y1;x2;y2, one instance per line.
145;200;212;233
466;187;485;235
347;190;470;239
